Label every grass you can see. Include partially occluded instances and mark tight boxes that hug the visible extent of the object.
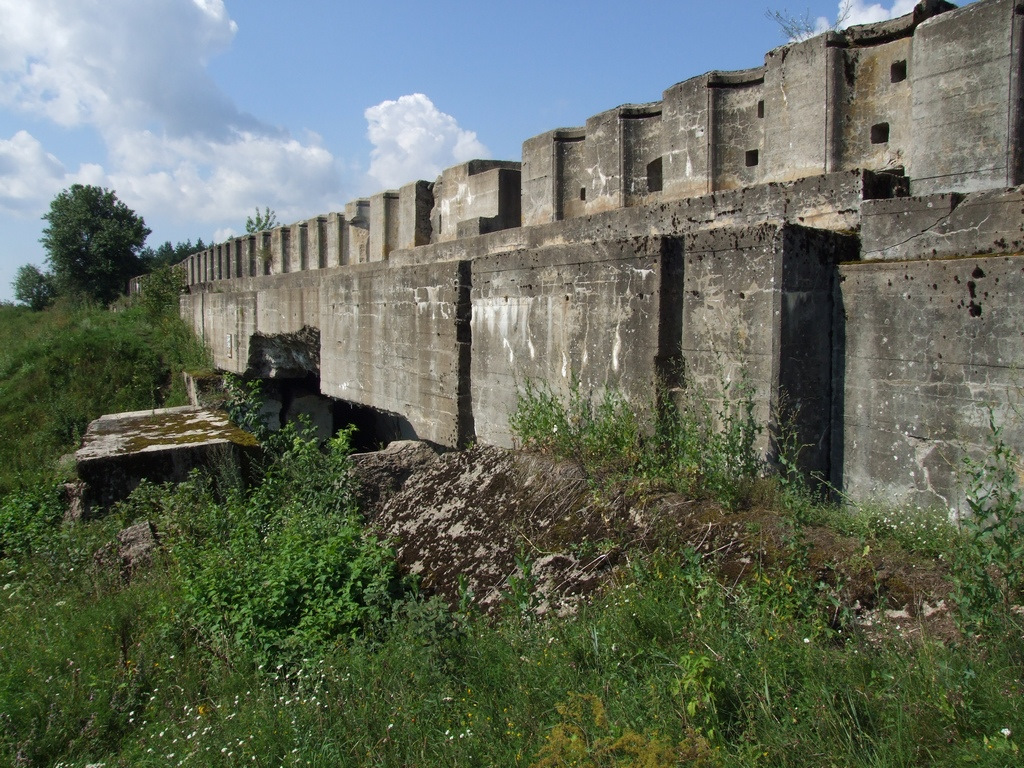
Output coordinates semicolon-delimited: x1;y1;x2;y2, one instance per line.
0;298;209;493
1;311;1022;765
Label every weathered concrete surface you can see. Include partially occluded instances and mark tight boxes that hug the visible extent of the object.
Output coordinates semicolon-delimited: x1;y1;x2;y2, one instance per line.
75;407;259;512
861;187;1024;261
470;236;681;447
908;0;1024;193
175;0;1024;510
682;224;858;477
319;260;471;447
837;253;1024;511
246;326;320;379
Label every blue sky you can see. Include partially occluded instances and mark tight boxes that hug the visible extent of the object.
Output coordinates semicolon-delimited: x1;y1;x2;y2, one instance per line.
0;0;957;301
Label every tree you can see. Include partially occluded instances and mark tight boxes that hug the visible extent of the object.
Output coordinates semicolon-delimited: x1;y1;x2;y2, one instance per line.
140;238;207;271
246;207;278;234
12;264;56;311
40;184;151;304
766;1;852;41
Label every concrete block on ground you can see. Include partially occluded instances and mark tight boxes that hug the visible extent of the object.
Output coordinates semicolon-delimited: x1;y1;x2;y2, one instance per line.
75;407;260;513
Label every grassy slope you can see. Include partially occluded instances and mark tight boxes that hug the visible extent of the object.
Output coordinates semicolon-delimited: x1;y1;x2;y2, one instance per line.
0;301;208;492
0;304;1021;767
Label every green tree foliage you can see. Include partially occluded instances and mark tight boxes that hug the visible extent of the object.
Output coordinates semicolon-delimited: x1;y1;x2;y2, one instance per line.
140;238;206;271
40;184;151;304
12;264;56;311
135;263;186;318
246;206;278;234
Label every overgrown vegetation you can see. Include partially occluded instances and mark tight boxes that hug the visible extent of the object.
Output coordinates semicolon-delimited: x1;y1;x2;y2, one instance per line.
0;295;208;493
510;377;763;508
1;309;1022;764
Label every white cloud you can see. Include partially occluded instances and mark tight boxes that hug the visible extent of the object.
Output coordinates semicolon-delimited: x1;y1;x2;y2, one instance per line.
797;1;921;39
0;130;103;215
0;0;343;232
841;0;919;27
364;93;490;190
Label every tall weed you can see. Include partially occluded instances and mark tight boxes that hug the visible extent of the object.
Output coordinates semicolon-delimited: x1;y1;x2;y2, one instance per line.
509;377;762;507
954;412;1024;637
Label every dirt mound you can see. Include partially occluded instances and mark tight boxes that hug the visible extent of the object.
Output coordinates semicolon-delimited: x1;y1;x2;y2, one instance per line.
364;443;955;635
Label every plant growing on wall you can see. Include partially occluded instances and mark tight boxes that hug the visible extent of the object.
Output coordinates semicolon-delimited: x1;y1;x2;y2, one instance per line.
245;206;278;234
766;0;853;41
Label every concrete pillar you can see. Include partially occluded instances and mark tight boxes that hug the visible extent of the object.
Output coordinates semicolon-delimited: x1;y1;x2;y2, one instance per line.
306;216;326;269
270;227;288;274
345;200;370;264
325;212;346;267
662;75;712;200
522;130;559;226
398;181;433;249
707;69;766;193
258;232;272;275
289;221;307;271
370;191;400;262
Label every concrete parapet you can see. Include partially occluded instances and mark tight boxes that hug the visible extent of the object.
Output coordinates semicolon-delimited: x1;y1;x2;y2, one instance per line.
345;199;370;264
908;0;1024;193
391;169;884;268
325;212;347;267
289;221;308;271
398;180;434;249
708;68;766;192
369;191;400;262
861;187;1024;261
433;160;522;242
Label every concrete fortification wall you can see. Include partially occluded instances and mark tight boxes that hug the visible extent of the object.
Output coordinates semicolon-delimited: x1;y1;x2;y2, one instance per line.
180;0;1024;514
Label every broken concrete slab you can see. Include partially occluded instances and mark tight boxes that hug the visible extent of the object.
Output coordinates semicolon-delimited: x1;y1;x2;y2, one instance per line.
75;406;260;514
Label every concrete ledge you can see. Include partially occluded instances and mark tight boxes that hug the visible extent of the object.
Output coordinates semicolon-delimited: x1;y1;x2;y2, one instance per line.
862;187;1024;261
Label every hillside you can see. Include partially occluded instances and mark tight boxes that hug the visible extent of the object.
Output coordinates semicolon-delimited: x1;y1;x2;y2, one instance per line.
1;304;1022;766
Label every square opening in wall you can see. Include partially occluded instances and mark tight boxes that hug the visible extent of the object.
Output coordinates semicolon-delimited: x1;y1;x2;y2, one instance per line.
745;149;759;167
871;122;890;144
757;100;765;118
890;60;907;83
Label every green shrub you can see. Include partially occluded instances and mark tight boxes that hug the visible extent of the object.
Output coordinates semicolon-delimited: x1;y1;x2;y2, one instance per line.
174;425;404;665
954;412;1024;637
509;377;762;507
0;483;63;560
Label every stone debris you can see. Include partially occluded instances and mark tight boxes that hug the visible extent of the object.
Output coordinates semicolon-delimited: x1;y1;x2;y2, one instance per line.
94;521;160;583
